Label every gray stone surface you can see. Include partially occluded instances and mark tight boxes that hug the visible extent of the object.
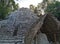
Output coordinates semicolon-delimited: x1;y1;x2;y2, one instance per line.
49;41;60;44
0;8;40;44
0;8;39;36
37;33;49;44
0;43;14;44
0;8;39;42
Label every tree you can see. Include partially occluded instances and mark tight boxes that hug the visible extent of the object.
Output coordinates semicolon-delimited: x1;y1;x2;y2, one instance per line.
34;7;38;13
0;0;19;20
29;4;35;12
46;1;60;20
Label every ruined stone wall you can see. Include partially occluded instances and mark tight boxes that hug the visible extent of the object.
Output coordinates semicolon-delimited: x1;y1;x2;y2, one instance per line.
25;14;47;44
0;8;39;44
34;33;49;44
40;14;60;44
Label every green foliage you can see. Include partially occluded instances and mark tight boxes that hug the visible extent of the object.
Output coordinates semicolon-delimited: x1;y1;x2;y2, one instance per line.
46;1;60;20
0;0;19;19
29;4;35;12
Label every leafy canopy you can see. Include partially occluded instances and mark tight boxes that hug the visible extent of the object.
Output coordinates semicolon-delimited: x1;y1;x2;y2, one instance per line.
0;0;19;19
46;1;60;20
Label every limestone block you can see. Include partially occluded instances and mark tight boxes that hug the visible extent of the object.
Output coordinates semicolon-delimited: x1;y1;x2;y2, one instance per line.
37;33;49;44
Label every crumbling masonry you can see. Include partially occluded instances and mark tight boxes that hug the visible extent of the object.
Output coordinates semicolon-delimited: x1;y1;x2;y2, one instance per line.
0;8;60;44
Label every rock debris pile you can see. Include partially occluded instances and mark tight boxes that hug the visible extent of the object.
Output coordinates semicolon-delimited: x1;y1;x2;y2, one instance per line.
0;8;39;38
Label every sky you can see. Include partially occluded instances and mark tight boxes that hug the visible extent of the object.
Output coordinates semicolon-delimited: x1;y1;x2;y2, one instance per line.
14;0;43;8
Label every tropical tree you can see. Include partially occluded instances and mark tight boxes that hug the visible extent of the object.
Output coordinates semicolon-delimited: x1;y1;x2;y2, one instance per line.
46;1;60;20
0;0;19;20
29;4;35;12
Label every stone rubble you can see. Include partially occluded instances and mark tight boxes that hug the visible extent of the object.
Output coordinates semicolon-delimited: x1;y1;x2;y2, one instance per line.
0;8;39;37
37;33;50;44
0;8;40;44
0;8;56;44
